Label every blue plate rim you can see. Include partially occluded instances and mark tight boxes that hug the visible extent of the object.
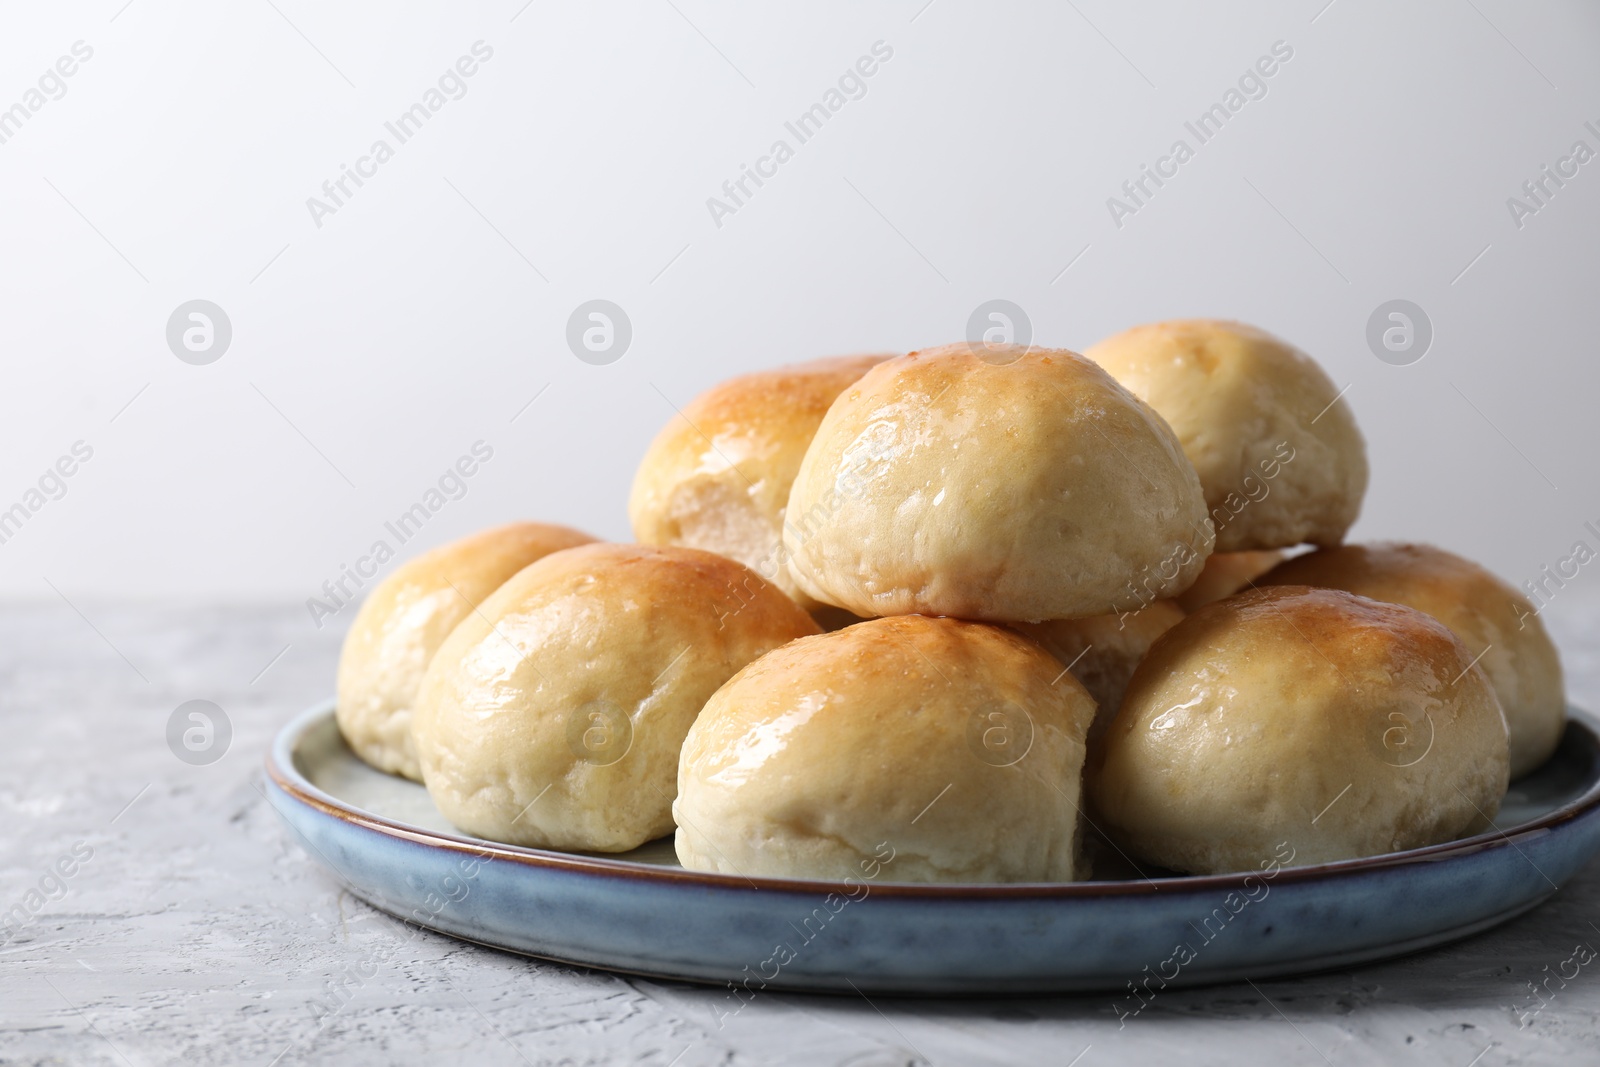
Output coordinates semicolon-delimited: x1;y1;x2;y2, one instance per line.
266;698;1600;900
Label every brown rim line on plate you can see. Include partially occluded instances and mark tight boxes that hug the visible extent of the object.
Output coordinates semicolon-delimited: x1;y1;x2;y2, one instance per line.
265;702;1600;899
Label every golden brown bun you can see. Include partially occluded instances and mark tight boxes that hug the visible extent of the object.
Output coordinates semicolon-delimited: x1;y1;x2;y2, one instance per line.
783;344;1214;622
629;355;891;609
335;522;596;780
1175;550;1285;612
1258;542;1565;778
1093;586;1510;874
1087;320;1368;552
1014;600;1185;742
674;615;1097;882
412;544;819;852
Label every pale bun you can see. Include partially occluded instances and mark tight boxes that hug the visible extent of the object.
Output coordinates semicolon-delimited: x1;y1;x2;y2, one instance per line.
674;615;1097;882
1087;320;1367;552
412;543;819;852
1093;586;1509;874
1259;542;1565;778
784;343;1213;622
335;522;596;780
629;355;890;611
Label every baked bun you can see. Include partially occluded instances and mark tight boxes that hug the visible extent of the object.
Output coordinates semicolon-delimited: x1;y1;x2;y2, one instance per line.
1093;586;1509;874
674;615;1097;883
411;544;819;852
783;344;1214;622
1175;549;1285;613
629;355;890;611
335;522;596;780
1014;600;1184;741
1258;542;1565;778
1087;320;1367;552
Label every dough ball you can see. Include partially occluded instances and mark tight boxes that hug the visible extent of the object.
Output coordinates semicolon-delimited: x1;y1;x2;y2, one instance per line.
629;355;890;610
1093;586;1509;873
336;522;595;779
412;543;819;851
784;343;1213;621
1087;320;1367;552
675;615;1097;882
1259;542;1564;778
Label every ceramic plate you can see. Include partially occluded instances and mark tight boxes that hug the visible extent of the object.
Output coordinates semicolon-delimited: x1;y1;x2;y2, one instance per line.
265;700;1600;994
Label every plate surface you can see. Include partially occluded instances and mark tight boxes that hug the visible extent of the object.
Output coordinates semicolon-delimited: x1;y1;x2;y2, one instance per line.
266;700;1600;994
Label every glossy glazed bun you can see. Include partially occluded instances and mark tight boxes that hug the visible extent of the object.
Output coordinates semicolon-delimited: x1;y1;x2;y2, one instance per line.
1087;320;1367;552
1259;542;1565;778
784;344;1213;622
675;615;1097;882
1093;586;1509;874
412;543;819;852
335;522;596;779
1014;600;1185;740
629;355;890;612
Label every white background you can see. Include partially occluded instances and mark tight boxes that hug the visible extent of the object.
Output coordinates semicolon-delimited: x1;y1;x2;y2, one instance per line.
1;0;1596;620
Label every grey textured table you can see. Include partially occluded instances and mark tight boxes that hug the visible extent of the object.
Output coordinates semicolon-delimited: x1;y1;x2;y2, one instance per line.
4;594;1599;1066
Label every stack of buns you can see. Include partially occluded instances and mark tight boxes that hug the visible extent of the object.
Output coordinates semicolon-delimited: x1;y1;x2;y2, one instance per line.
333;319;1564;882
